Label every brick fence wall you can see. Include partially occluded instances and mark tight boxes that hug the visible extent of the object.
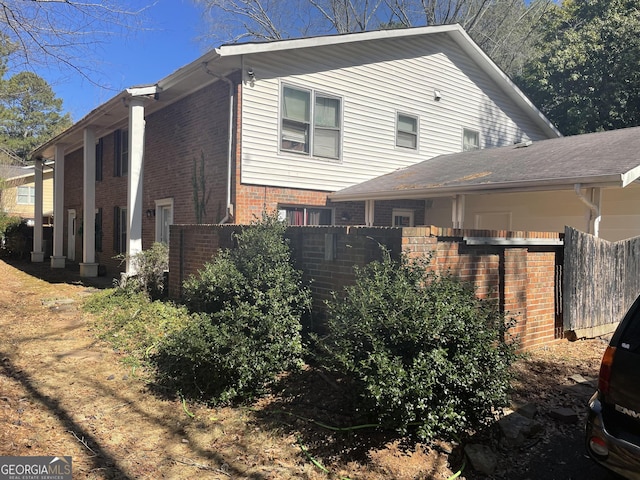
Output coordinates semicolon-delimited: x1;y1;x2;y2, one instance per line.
169;224;563;351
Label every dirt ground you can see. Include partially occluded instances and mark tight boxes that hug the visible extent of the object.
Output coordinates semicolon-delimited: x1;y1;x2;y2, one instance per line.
0;258;608;479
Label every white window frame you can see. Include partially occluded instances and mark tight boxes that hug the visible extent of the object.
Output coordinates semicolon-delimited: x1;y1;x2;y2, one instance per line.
392;208;415;227
462;128;480;152
16;185;35;205
280;83;343;160
396;112;419;150
155;198;174;245
277;206;334;226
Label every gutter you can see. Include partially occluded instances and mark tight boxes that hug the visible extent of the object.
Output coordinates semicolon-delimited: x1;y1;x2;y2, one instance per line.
574;183;601;237
202;63;235;224
329;175;625;203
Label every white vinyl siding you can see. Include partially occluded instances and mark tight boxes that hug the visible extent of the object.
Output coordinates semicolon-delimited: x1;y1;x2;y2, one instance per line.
240;34;555;192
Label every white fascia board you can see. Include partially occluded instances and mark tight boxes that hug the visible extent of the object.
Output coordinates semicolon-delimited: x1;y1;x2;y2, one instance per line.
622;164;640;187
216;24;462;56
329;176;625;202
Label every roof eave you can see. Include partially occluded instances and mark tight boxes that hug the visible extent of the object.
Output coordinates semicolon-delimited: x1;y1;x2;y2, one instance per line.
329;175;625;202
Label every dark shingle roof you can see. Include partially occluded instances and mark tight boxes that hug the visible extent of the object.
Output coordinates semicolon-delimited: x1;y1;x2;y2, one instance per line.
330;127;640;201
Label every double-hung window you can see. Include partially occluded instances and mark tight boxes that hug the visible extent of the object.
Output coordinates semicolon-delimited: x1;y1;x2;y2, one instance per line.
396;113;418;149
114;129;128;177
463;128;480;151
113;206;127;254
281;85;342;160
16;186;35;205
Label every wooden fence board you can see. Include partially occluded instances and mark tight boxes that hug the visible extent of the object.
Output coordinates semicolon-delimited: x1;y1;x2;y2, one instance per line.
564;226;640;336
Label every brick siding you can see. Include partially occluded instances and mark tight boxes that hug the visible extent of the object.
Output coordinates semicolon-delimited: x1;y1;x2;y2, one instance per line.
169;224;563;351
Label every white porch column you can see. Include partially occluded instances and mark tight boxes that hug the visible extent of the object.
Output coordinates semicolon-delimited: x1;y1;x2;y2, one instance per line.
365;200;375;226
126;98;146;274
451;194;466;229
589;187;602;237
30;158;44;262
80;128;98;277
51;144;66;268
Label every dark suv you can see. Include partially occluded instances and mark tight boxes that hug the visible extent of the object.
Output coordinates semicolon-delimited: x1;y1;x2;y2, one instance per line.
586;294;640;479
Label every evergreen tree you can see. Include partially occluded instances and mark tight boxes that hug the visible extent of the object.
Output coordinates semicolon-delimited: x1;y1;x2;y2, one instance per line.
0;70;71;161
516;0;640;135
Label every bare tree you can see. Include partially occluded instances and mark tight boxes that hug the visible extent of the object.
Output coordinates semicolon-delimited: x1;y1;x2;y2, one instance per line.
195;0;555;76
0;1;153;82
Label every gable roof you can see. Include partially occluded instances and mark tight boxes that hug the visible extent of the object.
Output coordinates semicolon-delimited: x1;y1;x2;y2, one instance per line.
32;24;559;160
330;127;640;201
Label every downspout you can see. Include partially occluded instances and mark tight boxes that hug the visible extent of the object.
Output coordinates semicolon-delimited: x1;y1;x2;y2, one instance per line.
574;184;601;237
203;63;235;224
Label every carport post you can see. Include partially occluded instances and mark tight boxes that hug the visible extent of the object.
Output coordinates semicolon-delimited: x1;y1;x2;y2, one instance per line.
30;158;44;262
51;144;66;268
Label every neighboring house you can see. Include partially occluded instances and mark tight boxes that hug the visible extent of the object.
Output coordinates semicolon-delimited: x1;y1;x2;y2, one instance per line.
0;163;54;225
30;24;559;276
330;127;640;242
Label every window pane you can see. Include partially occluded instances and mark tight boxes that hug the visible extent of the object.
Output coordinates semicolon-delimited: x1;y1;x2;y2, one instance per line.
313;128;339;158
463;129;480;151
398;114;417;133
397;131;417;149
315;96;339;128
283;87;310;122
282;120;309;152
307;208;332;225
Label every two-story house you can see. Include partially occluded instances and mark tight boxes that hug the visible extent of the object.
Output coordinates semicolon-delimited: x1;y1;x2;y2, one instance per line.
31;24;560;276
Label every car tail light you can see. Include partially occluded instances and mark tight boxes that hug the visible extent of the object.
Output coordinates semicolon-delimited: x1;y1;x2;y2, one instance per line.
598;346;616;395
589;436;609;457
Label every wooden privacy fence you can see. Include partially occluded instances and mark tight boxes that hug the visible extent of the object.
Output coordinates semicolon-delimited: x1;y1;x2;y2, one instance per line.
564;226;640;337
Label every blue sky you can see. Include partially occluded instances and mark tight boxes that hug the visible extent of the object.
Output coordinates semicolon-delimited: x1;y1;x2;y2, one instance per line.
43;0;208;122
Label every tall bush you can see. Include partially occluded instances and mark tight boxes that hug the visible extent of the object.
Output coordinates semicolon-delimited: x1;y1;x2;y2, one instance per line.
117;242;169;300
314;249;517;441
154;214;311;404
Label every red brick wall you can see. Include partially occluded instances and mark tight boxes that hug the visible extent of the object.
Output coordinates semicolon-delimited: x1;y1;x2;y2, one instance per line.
169;224;563;350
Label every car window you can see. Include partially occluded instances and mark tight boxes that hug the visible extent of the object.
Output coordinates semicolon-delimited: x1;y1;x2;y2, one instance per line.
619;303;640;353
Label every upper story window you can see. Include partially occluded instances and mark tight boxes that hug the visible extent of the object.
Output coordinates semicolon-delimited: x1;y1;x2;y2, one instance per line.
463;128;480;151
396;113;418;149
16;185;35;205
114;129;128;177
281;85;342;160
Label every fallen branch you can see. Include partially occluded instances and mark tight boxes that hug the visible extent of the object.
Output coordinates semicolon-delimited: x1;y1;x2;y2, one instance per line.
171;457;231;477
68;430;97;456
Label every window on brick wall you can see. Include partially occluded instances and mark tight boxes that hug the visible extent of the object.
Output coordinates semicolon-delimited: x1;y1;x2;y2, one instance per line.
278;206;333;226
96;138;103;181
95;208;103;252
155;198;173;245
114;129;128;177
280;84;342;160
113;206;127;254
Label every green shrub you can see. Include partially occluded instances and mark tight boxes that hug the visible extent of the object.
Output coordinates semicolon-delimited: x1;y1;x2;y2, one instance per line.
314;249;517;441
154;213;311;404
117;242;169;300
